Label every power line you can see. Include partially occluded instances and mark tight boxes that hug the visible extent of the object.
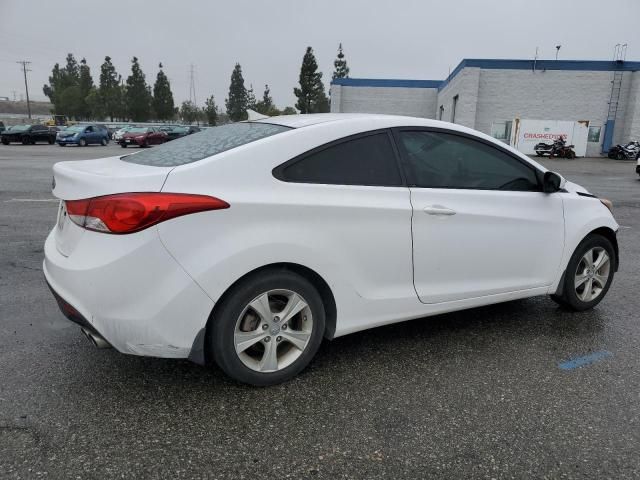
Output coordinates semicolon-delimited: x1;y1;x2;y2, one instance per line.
16;60;32;119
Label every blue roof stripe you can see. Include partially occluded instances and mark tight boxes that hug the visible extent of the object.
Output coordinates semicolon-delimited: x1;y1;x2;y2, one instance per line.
330;59;640;91
331;78;442;88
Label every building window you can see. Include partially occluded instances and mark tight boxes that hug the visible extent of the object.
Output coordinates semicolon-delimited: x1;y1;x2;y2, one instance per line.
451;95;459;123
439;105;444;120
491;121;513;144
588;126;601;143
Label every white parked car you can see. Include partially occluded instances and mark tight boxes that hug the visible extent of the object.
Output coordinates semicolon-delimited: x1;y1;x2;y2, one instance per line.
44;114;619;385
112;125;135;142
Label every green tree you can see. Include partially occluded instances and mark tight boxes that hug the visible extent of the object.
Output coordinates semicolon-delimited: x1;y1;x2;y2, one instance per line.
58;86;84;119
152;63;175;121
294;47;329;113
246;84;256;110
64;54;80;84
99;56;121;121
78;58;94;119
43;53;82;116
281;106;297;115
225;63;248;121
85;87;105;120
255;84;275;115
332;43;350;80
43;63;64;110
180;100;199;124
203;95;218;126
125;57;151;121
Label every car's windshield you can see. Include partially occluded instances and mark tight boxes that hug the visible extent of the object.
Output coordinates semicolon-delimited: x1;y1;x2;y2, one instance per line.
65;126;85;133
9;125;30;132
127;127;149;133
122;122;291;167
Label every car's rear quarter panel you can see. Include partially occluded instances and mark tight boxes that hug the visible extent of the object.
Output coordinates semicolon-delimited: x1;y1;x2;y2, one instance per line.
157;120;421;336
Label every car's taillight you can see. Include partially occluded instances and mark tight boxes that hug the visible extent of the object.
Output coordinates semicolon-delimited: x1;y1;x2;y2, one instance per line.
65;193;229;234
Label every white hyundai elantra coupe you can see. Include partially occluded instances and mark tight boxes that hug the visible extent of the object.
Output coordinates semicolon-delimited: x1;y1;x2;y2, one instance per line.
44;114;619;385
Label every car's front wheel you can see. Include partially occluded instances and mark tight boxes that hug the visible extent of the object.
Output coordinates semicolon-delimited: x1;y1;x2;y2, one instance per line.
551;234;615;311
209;270;325;386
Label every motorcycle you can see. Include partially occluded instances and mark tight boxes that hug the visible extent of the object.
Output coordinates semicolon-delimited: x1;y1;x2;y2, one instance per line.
549;137;576;159
608;141;640;160
534;142;554;157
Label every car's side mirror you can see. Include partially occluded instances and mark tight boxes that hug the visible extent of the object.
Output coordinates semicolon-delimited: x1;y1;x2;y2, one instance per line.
543;171;565;193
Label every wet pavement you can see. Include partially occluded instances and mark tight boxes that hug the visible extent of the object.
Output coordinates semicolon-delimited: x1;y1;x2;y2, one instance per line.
1;144;639;479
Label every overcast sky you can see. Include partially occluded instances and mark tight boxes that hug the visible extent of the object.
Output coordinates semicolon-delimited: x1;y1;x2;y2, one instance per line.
0;0;638;109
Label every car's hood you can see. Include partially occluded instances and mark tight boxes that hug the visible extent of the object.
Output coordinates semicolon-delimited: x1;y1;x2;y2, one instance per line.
122;132;146;138
563;180;590;195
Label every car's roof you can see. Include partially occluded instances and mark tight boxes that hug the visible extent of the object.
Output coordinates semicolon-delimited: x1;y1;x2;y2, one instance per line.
255;113;461;130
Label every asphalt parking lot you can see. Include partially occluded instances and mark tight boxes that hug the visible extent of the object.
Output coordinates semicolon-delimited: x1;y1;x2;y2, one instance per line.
1;143;639;479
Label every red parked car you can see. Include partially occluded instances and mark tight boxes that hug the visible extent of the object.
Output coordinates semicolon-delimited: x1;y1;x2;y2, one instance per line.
119;127;168;148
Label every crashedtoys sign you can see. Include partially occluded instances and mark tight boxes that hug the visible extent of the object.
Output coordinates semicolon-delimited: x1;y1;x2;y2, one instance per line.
513;119;589;157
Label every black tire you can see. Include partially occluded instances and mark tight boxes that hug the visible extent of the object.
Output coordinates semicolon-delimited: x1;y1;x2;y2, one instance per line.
1;139;9;145
141;140;149;148
21;136;29;145
58;143;66;147
551;234;615;311
120;143;127;148
100;138;108;146
209;269;326;386
617;152;625;160
78;138;87;147
48;137;55;145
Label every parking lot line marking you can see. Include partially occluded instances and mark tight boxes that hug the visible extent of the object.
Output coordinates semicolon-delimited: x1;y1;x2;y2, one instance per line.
5;198;58;203
558;350;612;370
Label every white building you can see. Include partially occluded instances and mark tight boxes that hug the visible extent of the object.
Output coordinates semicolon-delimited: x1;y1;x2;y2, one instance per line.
330;59;640;156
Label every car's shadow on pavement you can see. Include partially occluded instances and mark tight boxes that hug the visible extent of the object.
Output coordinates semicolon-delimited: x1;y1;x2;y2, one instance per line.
53;295;609;397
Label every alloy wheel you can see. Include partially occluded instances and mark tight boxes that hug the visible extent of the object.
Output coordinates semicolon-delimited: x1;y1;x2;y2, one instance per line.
234;289;313;373
574;247;611;302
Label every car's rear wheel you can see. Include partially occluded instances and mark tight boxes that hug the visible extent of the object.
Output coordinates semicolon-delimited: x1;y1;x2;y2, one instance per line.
551;234;615;311
120;143;127;148
209;270;325;386
48;137;54;145
21;136;29;145
100;138;108;146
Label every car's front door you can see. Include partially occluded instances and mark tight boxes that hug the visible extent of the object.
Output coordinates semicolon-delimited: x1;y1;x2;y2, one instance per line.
394;128;565;304
149;128;160;144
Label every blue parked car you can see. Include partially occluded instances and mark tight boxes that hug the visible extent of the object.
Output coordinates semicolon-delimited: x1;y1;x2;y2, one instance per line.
57;124;109;147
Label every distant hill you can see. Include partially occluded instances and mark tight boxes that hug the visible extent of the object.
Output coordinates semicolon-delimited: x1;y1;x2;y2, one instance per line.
0;100;53;115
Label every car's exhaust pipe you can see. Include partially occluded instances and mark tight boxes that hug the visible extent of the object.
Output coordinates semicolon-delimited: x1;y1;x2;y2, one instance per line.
81;328;112;349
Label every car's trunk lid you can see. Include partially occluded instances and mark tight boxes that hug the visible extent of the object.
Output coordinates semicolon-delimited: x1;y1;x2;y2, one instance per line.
52;155;173;200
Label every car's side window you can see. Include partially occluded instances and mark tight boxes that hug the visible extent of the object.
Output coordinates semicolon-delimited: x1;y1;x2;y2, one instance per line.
397;130;540;191
278;132;403;187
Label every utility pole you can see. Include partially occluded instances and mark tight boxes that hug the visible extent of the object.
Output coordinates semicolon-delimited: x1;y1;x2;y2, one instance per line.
188;64;197;106
17;60;32;119
555;45;561;60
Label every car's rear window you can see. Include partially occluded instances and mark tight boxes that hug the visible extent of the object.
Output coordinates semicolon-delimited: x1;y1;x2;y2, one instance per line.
121;122;291;167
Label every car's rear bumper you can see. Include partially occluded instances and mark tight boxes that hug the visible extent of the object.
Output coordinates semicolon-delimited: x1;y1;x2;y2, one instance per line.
119;138;144;146
43;226;215;360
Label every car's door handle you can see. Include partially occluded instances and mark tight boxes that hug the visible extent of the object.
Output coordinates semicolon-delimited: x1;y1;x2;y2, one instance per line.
423;205;457;216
